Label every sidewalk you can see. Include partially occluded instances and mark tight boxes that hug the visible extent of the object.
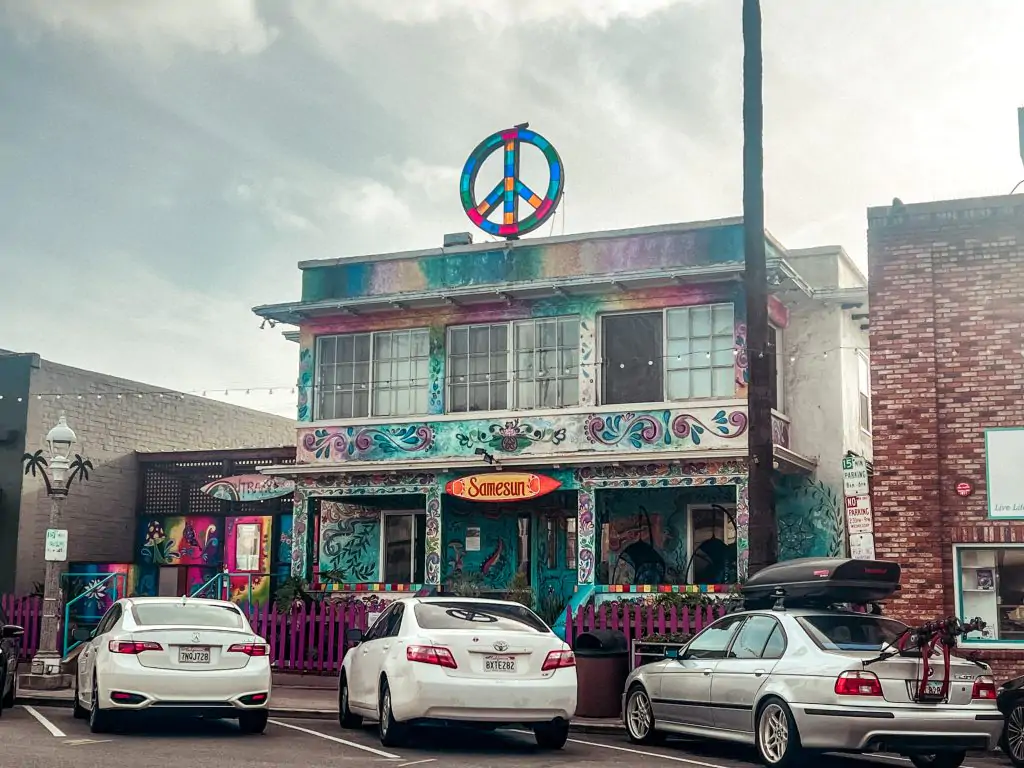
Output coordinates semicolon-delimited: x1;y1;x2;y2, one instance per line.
15;672;623;733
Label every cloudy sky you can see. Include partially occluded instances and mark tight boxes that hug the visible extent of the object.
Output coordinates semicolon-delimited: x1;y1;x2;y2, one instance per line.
1;0;1021;417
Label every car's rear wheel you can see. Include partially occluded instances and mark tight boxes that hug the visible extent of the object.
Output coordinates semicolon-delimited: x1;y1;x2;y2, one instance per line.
624;685;663;745
88;677;112;734
908;752;967;768
239;710;269;735
534;720;569;750
755;698;803;767
338;675;362;729
72;675;88;720
378;678;407;748
1004;703;1024;767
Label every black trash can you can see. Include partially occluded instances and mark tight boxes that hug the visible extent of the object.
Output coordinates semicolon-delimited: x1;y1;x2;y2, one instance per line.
573;629;629;719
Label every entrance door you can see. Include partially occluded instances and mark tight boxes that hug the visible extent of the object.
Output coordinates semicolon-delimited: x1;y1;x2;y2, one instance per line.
533;510;577;618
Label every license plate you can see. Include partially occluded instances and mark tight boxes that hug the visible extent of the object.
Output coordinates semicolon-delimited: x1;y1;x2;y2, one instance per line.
179;646;210;664
923;681;944;696
484;655;516;673
910;680;945;700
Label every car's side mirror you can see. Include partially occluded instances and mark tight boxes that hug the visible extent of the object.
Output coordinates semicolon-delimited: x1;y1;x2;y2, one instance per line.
346;628;363;645
0;625;23;640
72;627;93;642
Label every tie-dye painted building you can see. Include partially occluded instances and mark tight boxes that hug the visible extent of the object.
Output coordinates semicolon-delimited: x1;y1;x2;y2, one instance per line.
252;219;871;618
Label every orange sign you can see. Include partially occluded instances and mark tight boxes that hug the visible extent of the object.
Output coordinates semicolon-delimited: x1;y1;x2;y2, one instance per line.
445;473;561;502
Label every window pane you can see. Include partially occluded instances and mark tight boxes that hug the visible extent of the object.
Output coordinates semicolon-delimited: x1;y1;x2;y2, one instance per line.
692;368;712;398
395;360;411;383
451;328;468;355
516;322;535;351
395;332;410;359
339;336;354;362
338;364;354;387
353;390;369;417
383;515;413;583
686;617;743;660
539;351;558;377
374;390;391;417
732;616;779;660
411;330;429;358
490;325;507;352
517;351;534;378
559;318;579;348
375;333;393;361
560;377;579;406
235;523;261;572
691;306;711;336
667;370;689;400
538;320;557;349
469;384;489;411
319;337;337;365
491;354;507;378
470;327;490;354
691;337;711;367
713;367;735;397
451;356;468;377
517;381;535;409
602;313;663;405
491;386;508;410
354;363;370;386
538;379;558;408
667;308;688;337
338;392;353;418
354;334;371;361
712;347;734;367
451;384;467;412
712;304;733;335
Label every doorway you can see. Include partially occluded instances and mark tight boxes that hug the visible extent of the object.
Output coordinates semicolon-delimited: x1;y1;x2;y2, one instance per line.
533;507;578;622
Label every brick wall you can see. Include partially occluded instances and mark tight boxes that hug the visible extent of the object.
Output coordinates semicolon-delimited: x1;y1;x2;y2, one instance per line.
868;195;1024;671
14;357;296;593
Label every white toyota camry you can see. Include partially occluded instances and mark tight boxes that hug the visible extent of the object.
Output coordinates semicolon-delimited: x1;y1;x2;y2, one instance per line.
338;596;578;749
73;597;272;734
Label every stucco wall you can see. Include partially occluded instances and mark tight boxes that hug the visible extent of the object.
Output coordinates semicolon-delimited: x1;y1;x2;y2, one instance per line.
13;357;296;593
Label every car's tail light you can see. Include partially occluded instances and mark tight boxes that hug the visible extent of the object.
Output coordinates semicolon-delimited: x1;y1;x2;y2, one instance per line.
406;644;457;669
108;641;162;654
542;650;576;671
110;691;146;704
973;675;997;700
835;670;883;696
228;643;270;657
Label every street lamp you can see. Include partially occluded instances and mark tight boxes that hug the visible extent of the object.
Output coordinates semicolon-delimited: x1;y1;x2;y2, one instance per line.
22;414;92;684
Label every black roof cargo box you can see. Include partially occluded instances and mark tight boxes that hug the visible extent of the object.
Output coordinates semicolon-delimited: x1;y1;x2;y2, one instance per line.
741;557;901;609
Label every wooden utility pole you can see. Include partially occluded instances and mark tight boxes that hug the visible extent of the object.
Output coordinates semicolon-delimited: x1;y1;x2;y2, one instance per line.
743;0;777;576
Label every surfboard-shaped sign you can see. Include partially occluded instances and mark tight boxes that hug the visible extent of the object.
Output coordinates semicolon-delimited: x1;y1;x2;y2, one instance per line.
444;473;561;503
200;474;295;502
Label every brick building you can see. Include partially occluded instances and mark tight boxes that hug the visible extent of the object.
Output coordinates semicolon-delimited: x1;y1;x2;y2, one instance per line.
868;194;1024;678
0;351;296;594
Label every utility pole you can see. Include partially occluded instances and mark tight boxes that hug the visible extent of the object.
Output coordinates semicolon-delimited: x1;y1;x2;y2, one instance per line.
743;0;777;576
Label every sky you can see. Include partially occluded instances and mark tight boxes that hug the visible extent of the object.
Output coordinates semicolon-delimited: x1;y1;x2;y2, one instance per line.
1;0;1022;418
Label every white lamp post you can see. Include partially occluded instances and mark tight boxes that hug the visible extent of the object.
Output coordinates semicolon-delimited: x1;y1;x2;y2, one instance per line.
22;414;90;686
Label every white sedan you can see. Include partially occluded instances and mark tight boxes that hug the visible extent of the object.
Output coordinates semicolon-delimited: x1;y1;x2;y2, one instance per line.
338;596;577;749
73;597;272;734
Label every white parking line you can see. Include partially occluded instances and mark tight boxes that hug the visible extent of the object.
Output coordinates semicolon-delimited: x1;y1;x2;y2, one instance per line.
21;706;67;738
268;719;401;759
510;731;728;767
396;760;436;767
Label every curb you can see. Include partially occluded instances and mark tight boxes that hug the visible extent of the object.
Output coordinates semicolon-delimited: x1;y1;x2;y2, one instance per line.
15;694;626;733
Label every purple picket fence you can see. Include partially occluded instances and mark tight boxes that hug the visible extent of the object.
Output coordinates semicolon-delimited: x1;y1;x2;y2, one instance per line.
564;601;729;653
246;600;372;674
1;594;43;660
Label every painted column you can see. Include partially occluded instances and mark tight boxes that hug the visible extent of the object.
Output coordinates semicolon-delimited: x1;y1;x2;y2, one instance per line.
297;339;314;422
577;488;596;585
424;485;442;585
291;491;312;579
427;324;445;415
578;309;597;408
735;477;750;581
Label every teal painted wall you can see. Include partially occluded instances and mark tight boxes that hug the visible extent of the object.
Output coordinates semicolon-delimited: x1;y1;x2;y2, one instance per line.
318;501;380;582
775;474;845;560
442;503;519;590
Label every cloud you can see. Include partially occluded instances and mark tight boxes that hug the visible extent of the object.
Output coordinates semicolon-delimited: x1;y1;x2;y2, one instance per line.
344;0;697;27
4;0;277;56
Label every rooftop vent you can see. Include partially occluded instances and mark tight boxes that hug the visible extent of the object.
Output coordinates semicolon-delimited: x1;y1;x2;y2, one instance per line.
443;232;473;248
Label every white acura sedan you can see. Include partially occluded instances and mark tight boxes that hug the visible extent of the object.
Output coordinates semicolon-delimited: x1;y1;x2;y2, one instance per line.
73;597;272;734
338;596;577;749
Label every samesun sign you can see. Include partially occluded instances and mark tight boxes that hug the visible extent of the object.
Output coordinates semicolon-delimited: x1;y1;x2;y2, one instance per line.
444;473;561;502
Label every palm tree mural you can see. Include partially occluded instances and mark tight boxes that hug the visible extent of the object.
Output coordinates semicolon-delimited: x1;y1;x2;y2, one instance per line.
22;450;93;493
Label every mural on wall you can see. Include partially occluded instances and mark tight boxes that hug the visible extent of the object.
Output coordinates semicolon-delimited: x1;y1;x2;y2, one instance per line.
441;506;517;590
277;513;293;569
595;486;736;586
298;406;750;464
139;516;222;566
65;563;151;622
318;501;380;582
775;474;845;560
225;516;273;605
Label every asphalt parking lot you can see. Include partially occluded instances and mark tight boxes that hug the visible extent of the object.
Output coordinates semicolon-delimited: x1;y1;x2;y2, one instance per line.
0;704;1012;768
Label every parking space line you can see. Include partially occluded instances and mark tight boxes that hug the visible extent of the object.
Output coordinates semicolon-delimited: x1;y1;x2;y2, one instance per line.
268;719;401;759
396;760;436;767
510;731;728;767
21;706;67;738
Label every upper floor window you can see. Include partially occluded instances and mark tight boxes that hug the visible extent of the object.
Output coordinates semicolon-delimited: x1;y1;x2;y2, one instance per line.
857;351;871;432
769;324;783;412
602;303;735;406
447;317;579;413
315;329;430;420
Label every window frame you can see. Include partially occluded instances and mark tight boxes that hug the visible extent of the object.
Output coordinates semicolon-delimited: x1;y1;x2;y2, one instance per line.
682;614;745;660
686;503;737;584
726;614;788;660
599;303;737;407
234;522;262;573
511;316;581;410
379;511;426;584
446;322;512;414
769;324;784;413
857;350;871;434
313;328;431;421
953;543;1024;649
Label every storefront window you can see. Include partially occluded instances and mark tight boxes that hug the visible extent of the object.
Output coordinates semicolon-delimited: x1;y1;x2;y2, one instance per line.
315;329;430;420
382;513;426;583
688;505;737;584
956;546;1024;643
235;523;261;572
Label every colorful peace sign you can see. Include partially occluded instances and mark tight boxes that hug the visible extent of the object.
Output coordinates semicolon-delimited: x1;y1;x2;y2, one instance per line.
460;125;565;239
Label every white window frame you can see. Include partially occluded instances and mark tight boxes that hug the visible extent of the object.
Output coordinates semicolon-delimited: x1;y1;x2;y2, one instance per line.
380;511;425;584
314;329;430;421
685;503;737;584
234;523;262;572
512;316;580;410
446;316;580;414
952;543;1024;649
857;351;871;434
770;324;784;413
599;303;737;406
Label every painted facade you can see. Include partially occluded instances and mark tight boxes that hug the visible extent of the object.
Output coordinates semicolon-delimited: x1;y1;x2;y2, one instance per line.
255;220;865;612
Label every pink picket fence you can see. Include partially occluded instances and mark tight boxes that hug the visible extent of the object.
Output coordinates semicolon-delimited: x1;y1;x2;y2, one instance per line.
244;600;371;674
1;595;43;660
564;601;729;651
